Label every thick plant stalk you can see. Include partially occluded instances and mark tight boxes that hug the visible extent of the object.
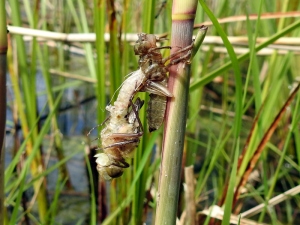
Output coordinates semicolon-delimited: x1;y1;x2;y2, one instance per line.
155;0;198;224
0;0;7;224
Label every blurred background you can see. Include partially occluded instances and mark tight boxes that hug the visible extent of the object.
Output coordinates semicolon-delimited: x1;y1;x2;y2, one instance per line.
3;0;300;224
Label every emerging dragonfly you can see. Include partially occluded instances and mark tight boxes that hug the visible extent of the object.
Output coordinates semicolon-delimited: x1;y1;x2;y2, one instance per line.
92;33;193;180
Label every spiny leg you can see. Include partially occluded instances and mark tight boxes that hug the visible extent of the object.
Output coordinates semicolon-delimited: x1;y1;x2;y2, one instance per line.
147;46;171;53
92;132;142;144
87;116;110;136
162;41;194;64
166;49;193;68
97;139;140;151
129;98;144;134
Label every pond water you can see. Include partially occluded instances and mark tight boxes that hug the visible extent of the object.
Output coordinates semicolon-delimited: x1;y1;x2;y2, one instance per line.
5;68;98;223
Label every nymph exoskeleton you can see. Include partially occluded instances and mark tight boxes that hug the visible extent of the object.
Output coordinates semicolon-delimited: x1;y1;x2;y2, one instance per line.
95;97;144;180
93;50;170;180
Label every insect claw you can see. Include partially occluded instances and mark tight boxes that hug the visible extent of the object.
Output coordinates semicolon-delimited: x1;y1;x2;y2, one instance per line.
166;50;192;68
163;41;194;65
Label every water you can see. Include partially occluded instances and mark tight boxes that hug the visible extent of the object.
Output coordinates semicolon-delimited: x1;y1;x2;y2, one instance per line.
5;68;98;224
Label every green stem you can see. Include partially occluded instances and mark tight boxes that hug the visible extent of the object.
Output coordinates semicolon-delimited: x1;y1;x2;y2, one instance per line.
155;0;198;224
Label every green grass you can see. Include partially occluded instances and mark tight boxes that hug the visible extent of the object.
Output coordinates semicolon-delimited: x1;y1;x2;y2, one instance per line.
2;0;300;224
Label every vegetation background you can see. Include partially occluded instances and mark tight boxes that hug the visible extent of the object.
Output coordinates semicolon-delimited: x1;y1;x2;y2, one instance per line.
1;0;300;224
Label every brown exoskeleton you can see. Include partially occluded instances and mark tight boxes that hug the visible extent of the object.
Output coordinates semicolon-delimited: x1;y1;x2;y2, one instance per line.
134;33;193;131
92;51;170;180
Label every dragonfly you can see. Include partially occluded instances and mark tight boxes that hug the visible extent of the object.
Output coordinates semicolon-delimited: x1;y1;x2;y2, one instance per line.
133;33;193;131
92;33;193;180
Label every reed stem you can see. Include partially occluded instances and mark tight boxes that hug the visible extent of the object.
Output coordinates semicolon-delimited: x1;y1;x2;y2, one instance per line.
155;0;198;224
